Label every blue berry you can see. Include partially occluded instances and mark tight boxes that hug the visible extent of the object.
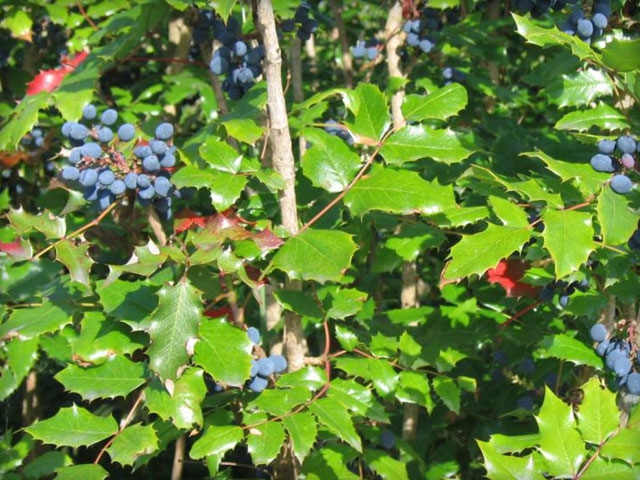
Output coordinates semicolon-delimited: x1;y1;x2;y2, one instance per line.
155;123;174;141
101;109;118;126
247;327;261;345
109;180;126;195
590;154;616;173
79;168;98;187
143;155;161;173
617;135;637;154
137;174;151;189
590;323;607;343
82;104;97;120
576;19;593;38
117;124;136;142
124;172;138;190
592;13;608;30
69;123;89;141
149;140;167;156
248;375;268;393
610;174;633;194
98;169;115;186
82;142;102;159
138;185;155;200
627;373;640;395
153;176;173;198
270;354;287;373
160;152;176;168
61;166;80;181
134;145;152;159
68;148;82;165
257;358;275;377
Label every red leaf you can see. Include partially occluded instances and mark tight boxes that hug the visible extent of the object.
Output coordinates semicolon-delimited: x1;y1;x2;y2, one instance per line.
0;239;28;259
204;305;233;320
486;259;540;298
26;68;68;95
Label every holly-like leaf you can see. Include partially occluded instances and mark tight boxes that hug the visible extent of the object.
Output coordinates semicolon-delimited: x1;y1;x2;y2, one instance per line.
363;449;410;480
301;128;362;193
0;301;71;339
106;423;159;467
190;425;244;460
478;441;544;480
144;369;207;429
270;229;358;283
542;209;594;278
0;337;38;401
199;137;243;173
25;405;118;448
380;126;474;165
344;83;390;143
597;187;639;246
21;451;72;479
601;38;640;73
402;82;467;121
579;456;639;480
172;167;247;211
433;375;460;413
0;92;49;150
302;443;360;480
555;104;629;132
139;281;201;381
283;411;318;465
512;13;599;63
385;223;446;261
7;208;66;239
576;377;619;445
600;429;640;465
546;69;613;108
246;417;286;466
537;334;602;369
273;290;324;318
193;318;252;387
106;240;169;283
309;397;362;452
53;464;109;480
248;387;311;417
54;240;93;287
344;167;456;217
535;386;586;478
443;224;531;281
396;371;434;413
327;378;389;422
54;355;146;402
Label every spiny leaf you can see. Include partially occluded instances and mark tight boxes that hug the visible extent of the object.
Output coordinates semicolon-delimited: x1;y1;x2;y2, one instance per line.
380;126;474;165
363;449;410;480
537;334;602;369
309;397;362;452
535;386;586;478
433;375;460;413
140;281;201;381
597;187;639;246
555;104;629;132
193;318;253;387
343;83;390;143
190;425;244;460
54;240;93;287
283;411;318;465
246;416;286;466
270;229;358;283
106;423;159;467
478;440;544;480
0;301;71;339
542;209;595;278
600;429;640;465
402;82;468;121
54;355;146;402
53;464;109;480
576;377;619;445
0;337;39;401
25;405;118;448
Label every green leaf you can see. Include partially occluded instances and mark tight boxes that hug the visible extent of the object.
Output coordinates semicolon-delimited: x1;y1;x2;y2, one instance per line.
600;429;640;465
0;92;49;150
537;334;602;368
0;337;38;401
199;137;243;173
302;443;359;480
535;386;586;478
246;417;286;466
97;279;158;324
327;378;389;422
597;187;639;246
273;290;324;318
194;318;252;387
433;375;460;413
542;209;595;278
54;355;146;402
380;126;474;165
443;224;531;281
212;0;237;21
270;229;358;283
172;167;247;211
0;302;71;339
54;240;93;287
1;9;33;38
25;405;118;448
522;150;606;194
546;69;614;108
283;411;318;465
490;196;530;227
106;423;158;467
139;281;201;381
344;167;456;217
396;371;434;413
53;464;109;480
576;378;620;445
580;457;639;480
8;208;66;239
363;449;409;480
190;425;244;460
555;104;629;132
145;368;206;429
488;433;540;454
301;128;362;193
22;451;72;479
344;83;390;142
478;441;544;480
106;240;169;282
53;59;101;121
367;358;399;399
402;83;467;121
512;13;599;63
601;38;640;73
309;397;362;452
248;387;311;417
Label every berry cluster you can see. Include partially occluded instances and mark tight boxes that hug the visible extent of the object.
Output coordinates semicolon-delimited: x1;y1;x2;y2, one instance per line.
590;323;640;395
246;327;288;393
403;17;435;54
539;278;589;307
279;2;318;42
59;104;178;220
442;66;466;85
514;0;578;17
206;17;265;100
351;38;382;61
560;2;611;43
589;135;639;195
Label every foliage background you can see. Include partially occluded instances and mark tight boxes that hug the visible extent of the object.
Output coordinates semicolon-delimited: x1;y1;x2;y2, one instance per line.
1;0;640;478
